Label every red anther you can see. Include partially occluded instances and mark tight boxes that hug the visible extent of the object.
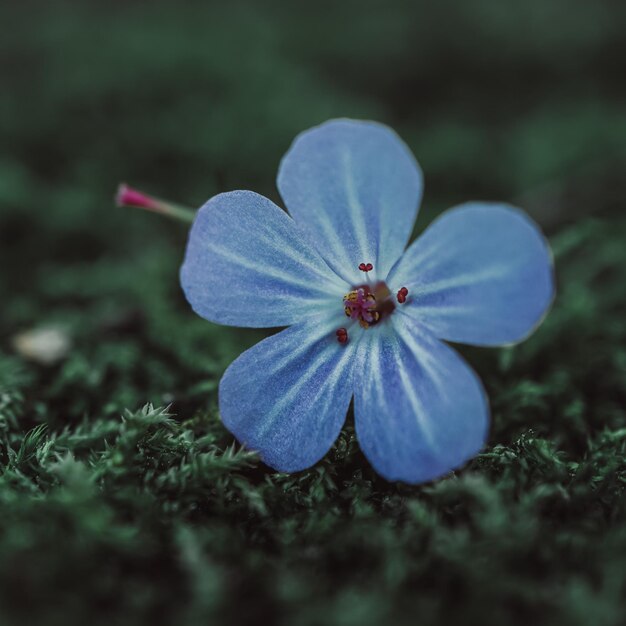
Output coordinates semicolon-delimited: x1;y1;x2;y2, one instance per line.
359;262;373;272
335;328;349;344
397;287;409;304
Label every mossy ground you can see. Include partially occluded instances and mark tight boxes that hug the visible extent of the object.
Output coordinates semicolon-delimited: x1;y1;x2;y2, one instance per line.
0;1;625;625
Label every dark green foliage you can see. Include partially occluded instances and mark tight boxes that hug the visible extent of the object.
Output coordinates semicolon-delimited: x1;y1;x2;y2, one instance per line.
0;1;625;624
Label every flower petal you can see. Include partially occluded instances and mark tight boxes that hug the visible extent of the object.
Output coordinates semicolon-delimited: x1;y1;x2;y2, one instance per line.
219;314;357;472
354;316;489;483
387;203;555;346
180;191;346;328
277;119;423;284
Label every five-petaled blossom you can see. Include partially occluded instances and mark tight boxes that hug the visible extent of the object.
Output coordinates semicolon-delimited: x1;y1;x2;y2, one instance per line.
181;119;554;483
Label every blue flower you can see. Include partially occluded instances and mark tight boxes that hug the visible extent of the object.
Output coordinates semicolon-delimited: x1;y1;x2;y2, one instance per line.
180;119;554;483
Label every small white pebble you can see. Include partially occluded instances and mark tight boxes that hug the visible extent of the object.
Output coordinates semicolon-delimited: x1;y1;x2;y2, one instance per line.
12;327;72;365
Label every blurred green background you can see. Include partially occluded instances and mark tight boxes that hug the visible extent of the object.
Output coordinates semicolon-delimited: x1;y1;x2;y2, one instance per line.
0;1;625;625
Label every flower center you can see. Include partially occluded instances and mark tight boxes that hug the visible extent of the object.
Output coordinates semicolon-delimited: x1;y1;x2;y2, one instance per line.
343;282;393;328
335;264;409;344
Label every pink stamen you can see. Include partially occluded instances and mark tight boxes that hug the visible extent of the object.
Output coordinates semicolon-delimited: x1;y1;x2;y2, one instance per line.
358;262;373;272
397;287;409;304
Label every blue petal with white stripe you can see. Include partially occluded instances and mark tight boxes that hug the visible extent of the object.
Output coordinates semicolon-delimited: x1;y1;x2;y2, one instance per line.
353;315;489;483
180;191;346;328
387;203;555;346
219;314;357;472
277;119;423;284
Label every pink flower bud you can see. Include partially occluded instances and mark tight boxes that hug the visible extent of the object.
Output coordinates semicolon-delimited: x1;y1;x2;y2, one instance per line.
115;183;196;223
115;184;162;211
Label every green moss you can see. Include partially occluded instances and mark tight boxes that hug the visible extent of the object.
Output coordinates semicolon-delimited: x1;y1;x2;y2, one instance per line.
0;1;625;624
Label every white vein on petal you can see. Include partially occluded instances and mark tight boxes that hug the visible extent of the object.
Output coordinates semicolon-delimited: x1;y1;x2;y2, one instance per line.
255;329;356;439
362;333;395;457
306;186;357;283
252;228;347;293
388;328;439;451
208;242;341;302
387;237;448;285
409;265;514;297
341;147;370;265
394;321;448;398
399;304;476;321
258;315;345;381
